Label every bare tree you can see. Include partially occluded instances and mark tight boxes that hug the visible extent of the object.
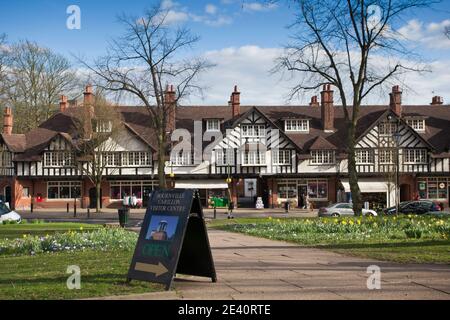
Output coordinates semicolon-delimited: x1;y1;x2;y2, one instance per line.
275;0;434;214
73;93;126;213
445;26;450;39
7;41;78;133
0;34;10;104
78;1;212;189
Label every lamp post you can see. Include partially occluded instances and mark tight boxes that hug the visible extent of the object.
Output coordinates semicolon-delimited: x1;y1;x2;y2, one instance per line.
393;129;402;215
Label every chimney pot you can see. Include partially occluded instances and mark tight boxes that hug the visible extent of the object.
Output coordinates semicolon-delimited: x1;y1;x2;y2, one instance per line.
431;95;443;105
84;84;94;106
309;95;319;107
3;107;13;135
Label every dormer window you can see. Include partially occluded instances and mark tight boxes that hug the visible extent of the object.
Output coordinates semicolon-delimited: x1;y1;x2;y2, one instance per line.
206;119;220;132
406;119;426;132
285;119;309;132
95;120;112;133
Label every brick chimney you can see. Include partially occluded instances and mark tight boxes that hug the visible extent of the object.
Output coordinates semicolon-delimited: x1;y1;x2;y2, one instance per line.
390;85;402;117
431;96;444;105
3;107;13;135
320;84;334;132
165;85;176;133
231;86;240;118
309;95;319;107
83;85;94;107
83;85;94;139
59;95;68;112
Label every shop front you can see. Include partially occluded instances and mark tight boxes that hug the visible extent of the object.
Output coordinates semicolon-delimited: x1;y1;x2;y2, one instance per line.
175;179;229;207
341;179;393;210
417;177;449;208
276;178;331;209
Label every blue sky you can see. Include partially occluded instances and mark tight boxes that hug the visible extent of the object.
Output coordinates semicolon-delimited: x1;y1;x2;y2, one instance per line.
1;0;450;105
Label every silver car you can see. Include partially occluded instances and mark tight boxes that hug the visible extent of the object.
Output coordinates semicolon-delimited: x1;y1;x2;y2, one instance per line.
318;203;378;217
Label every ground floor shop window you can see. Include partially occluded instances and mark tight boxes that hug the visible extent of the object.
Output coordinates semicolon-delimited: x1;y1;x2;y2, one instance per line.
278;184;297;199
110;181;157;200
418;178;448;200
47;182;81;199
277;179;328;200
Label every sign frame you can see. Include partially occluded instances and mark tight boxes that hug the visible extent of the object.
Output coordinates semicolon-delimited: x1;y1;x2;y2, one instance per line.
127;189;216;290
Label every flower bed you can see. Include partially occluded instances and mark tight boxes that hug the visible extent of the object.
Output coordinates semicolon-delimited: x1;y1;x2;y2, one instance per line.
221;215;450;245
0;227;138;256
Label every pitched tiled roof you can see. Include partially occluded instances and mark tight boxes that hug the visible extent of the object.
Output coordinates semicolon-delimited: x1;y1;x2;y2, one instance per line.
3;103;450;160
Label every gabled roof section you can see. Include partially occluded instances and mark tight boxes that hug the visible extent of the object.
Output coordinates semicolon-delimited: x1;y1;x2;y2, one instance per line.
229;106;302;152
309;136;338;150
356;109;436;151
1;133;26;152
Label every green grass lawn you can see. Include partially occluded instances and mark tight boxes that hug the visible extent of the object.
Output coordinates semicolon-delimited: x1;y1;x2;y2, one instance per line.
0;223;163;299
0;250;163;300
210;216;450;264
0;223;100;240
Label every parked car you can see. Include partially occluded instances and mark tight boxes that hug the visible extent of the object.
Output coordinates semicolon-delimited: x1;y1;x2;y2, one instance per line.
0;201;22;224
318;203;378;217
384;200;449;215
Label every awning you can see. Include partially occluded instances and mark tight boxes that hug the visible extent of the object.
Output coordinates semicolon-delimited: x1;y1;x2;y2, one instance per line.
175;180;228;189
341;180;389;193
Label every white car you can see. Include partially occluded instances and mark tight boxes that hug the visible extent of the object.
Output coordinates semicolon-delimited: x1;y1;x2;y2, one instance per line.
318;203;378;217
0;201;22;224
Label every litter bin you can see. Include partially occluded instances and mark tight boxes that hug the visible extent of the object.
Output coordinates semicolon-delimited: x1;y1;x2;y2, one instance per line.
118;208;130;228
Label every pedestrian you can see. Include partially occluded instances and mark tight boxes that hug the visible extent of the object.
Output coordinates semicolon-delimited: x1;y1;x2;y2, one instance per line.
228;201;234;219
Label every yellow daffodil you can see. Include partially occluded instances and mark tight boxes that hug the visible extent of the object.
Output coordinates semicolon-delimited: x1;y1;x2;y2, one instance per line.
342;221;347;225
349;220;354;226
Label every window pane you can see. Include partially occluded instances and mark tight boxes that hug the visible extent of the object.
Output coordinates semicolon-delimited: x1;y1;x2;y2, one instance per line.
60;187;70;199
308;182;318;198
48;187;59;199
111;186;121;200
318;182;328;199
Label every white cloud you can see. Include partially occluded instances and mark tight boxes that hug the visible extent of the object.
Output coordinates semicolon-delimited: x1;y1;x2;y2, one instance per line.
242;2;278;12
185;46;450;106
398;19;450;49
205;4;218;15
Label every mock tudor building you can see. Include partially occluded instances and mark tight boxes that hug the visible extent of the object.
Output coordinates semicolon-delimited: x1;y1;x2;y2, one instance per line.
0;84;449;211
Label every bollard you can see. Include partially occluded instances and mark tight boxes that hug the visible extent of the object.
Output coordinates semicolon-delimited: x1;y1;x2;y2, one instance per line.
74;202;77;218
87;208;90;219
213;206;217;220
30;203;33;213
67;203;69;213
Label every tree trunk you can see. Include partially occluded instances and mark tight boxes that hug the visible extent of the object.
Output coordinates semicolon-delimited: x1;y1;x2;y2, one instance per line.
158;130;167;189
347;124;362;215
96;182;101;213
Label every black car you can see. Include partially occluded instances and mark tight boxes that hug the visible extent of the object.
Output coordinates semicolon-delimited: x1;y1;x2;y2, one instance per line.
384;200;443;215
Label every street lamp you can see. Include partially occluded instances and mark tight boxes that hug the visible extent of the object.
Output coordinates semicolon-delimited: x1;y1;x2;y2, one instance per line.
393;128;402;214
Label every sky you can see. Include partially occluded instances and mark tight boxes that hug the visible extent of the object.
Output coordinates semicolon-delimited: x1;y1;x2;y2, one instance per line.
1;0;450;105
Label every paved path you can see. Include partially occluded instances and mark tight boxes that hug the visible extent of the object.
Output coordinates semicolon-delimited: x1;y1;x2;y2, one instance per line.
99;230;450;300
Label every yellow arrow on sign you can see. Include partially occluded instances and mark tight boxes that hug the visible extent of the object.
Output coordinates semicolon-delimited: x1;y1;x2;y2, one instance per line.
135;262;168;277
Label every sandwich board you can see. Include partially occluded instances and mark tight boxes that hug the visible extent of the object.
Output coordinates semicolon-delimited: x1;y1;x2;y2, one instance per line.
127;189;216;290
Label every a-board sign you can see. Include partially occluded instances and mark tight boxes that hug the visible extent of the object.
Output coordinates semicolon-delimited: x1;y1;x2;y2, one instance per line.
127;189;216;290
